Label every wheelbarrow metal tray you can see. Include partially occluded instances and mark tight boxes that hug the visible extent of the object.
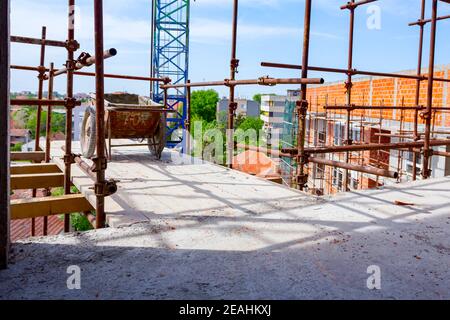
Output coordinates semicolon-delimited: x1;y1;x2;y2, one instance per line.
108;109;166;139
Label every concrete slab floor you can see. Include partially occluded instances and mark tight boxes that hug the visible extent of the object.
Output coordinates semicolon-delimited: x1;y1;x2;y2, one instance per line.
1;176;450;299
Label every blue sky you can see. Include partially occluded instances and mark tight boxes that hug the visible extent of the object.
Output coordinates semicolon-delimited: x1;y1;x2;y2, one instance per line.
10;0;450;98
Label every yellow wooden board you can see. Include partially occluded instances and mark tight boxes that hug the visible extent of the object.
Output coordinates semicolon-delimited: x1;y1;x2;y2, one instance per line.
10;163;61;175
11;194;94;220
11;173;64;190
11;151;45;162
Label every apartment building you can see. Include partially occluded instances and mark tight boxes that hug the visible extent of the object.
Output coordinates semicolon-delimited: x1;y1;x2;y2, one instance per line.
216;98;260;122
279;65;450;195
260;94;286;141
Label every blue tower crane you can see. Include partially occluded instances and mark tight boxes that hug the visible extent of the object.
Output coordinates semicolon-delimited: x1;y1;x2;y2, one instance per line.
151;0;190;149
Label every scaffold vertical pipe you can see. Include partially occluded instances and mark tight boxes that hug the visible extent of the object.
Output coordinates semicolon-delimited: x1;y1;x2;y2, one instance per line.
423;0;438;179
228;0;239;168
63;0;76;232
0;0;10;270
297;0;312;191
343;1;355;192
31;26;47;236
34;26;46;152
94;0;107;229
412;0;426;181
43;62;54;236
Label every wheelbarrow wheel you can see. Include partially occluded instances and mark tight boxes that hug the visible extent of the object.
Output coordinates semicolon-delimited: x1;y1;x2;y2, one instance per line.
80;106;97;159
148;112;166;159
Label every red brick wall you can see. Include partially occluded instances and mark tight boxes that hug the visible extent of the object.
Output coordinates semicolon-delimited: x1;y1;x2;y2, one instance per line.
307;66;450;126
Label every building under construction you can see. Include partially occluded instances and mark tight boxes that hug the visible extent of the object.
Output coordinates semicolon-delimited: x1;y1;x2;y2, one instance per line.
1;0;450;300
271;64;450;195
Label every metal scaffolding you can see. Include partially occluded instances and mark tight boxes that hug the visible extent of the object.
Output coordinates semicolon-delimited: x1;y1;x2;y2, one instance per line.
0;0;10;270
2;0;450;270
265;0;450;192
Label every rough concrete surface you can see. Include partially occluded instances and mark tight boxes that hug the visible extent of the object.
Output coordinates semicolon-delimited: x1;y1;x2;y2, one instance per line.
1;145;450;299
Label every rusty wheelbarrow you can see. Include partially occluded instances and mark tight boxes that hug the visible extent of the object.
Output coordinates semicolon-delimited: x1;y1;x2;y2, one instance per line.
80;93;168;160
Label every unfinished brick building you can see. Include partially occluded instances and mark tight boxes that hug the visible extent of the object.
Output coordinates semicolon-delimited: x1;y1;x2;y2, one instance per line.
294;65;450;195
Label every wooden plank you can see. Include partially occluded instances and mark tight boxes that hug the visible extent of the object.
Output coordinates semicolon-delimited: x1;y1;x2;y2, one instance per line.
11;163;61;175
11;173;64;190
11;194;94;220
11;151;45;162
0;0;10;269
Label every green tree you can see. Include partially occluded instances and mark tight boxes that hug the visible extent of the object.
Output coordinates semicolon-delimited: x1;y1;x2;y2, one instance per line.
236;116;264;145
11;143;23;152
252;93;276;104
252;94;262;104
26;111;66;139
191;89;219;123
237;116;264;133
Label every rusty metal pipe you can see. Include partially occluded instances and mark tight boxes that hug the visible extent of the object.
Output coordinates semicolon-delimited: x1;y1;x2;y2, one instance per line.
296;0;312;191
11;65;168;82
1;0;10;269
10;98;81;107
71;71;166;82
63;0;76;232
283;139;450;155
10;35;67;48
422;0;438;179
54;48;116;76
343;0;356;192
44;63;54;164
324;105;425;110
31;26;47;237
340;0;378;10
309;157;398;179
34;26;47;153
160;77;324;89
433;150;450;157
73;155;96;179
236;143;292;158
43;62;54;237
186;80;191;154
409;14;450;26
260;62;450;83
83;211;96;227
412;0;426;181
94;0;107;229
227;0;239;169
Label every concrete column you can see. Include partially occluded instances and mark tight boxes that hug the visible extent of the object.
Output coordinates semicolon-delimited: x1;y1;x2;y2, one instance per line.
0;0;11;269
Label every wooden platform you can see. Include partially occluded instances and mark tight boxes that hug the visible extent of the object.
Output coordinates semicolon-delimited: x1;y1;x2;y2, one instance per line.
50;140;318;228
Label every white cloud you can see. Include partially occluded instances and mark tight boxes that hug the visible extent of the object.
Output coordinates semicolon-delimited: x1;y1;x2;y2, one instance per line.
191;18;341;45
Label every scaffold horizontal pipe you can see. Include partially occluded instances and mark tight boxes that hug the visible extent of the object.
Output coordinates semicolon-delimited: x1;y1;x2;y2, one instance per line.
283;139;450;155
10;99;82;107
409;14;450;26
340;0;378;10
433;150;450;157
235;143;293;158
160;77;324;89
309;157;398;179
53;48;117;77
324;105;425;110
10;65;168;82
10;35;67;48
260;62;450;83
